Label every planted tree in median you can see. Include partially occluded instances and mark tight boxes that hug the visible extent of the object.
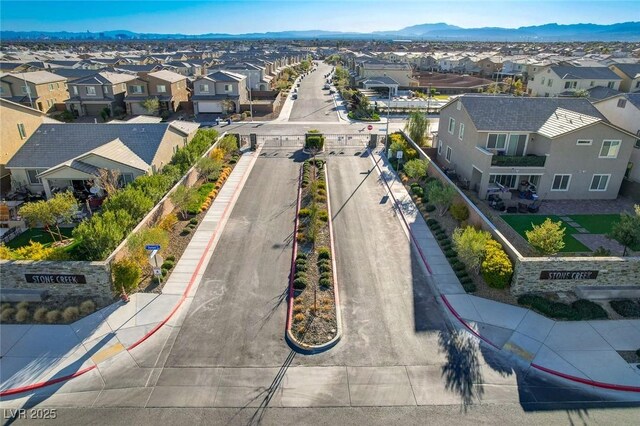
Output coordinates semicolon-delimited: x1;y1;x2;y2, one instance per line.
402;159;429;180
526;218;566;255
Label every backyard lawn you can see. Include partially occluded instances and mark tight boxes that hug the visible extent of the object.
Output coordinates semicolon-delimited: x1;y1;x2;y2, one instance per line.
568;214;621;234
6;227;75;249
501;214;591;253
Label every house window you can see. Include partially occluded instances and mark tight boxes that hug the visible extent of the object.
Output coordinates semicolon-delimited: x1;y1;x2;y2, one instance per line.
157;85;167;93
117;173;135;187
224;84;233;92
445;146;452;162
617;99;627;108
576;139;592;146
448;117;455;134
459;123;464;140
489;174;518;188
456;101;461;110
547;79;553;87
599;140;621;158
607;81;615;89
487;133;507;150
200;84;209;93
130;85;144;94
86;86;96;96
438;140;442;154
72;86;78;95
26;169;46;185
590;174;610;191
103;86;109;94
540;77;545;85
564;81;577;89
17;123;26;139
48;83;54;91
551;174;571;191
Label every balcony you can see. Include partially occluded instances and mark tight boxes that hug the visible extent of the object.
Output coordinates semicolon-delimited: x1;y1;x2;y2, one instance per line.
491;154;546;167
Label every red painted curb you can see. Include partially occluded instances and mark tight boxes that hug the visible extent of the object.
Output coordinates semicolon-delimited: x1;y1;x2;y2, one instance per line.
440;294;501;350
0;154;256;398
286;166;303;332
531;363;640;393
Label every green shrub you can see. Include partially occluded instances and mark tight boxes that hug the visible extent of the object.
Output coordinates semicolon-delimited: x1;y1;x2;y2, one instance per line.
526;218;566;255
62;306;80;323
298;208;311;217
180;228;191;236
80;300;96;315
426;218;438;226
444;248;457;258
166;255;176;262
317;247;331;260
319;278;332;287
296;252;308;260
293;277;308;290
34;307;48;323
320;272;332;281
46;309;61;324
0;303;10;312
15;308;30;323
296;262;307;272
112;258;141;293
295;271;308;280
318;262;332;274
462;281;477;293
73;210;134;261
435;232;447;241
403;159;429;179
189;218;198;225
162;260;175;270
517;295;579;320
318;210;329;222
161;268;168;277
424;204;436;212
102;187;154;222
450;203;470;222
1;308;16;322
571;300;608;320
481;240;513;289
16;301;29;310
609;299;640;318
455;269;468;279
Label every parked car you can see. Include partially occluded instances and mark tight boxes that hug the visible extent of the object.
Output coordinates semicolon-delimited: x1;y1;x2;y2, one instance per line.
323;84;330;90
292;93;297;100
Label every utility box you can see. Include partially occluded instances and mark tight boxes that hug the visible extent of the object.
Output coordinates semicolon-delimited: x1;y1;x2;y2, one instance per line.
368;134;378;149
250;133;257;151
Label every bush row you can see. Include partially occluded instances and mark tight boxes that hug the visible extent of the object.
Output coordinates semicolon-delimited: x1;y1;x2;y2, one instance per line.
0;300;96;324
517;294;608;320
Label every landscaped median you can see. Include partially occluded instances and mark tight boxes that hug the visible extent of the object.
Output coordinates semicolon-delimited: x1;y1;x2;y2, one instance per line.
286;158;342;352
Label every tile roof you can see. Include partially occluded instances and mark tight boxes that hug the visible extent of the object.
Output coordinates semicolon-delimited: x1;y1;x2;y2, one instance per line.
611;63;640;79
586;86;622;101
204;70;246;82
51;68;101;81
2;70;66;84
71;71;136;85
538;107;602;138
457;95;606;135
7;123;171;169
147;69;186;83
550;66;621;80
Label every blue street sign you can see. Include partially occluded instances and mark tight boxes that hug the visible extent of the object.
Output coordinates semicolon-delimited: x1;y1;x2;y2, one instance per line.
145;244;161;250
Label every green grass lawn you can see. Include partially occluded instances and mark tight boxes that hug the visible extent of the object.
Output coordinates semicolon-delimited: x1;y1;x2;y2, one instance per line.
501;214;591;253
6;227;75;249
568;214;621;234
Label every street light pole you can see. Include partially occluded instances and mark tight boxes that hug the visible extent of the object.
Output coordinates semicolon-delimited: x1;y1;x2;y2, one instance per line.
385;85;391;154
248;73;254;123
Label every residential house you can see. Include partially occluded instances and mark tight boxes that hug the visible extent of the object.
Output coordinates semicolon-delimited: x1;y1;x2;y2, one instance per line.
111;64;162;77
210;63;266;90
528;66;622;97
356;60;418;88
0;99;49;193
593;93;640;196
192;71;248;114
0;71;69;112
609;64;640;93
435;95;635;200
65;71;136;117
124;69;190;115
475;56;503;77
0;62;32;73
6;121;200;199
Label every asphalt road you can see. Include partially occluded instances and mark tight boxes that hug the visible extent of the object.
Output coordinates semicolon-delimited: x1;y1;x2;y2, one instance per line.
288;62;339;122
164;155;301;367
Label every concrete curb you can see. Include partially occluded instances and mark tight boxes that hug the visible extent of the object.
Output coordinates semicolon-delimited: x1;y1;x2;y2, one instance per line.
286;160;343;354
0;149;261;398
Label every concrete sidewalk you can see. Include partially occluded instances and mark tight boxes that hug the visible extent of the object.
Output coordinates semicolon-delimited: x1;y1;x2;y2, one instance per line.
369;148;640;399
0;148;261;395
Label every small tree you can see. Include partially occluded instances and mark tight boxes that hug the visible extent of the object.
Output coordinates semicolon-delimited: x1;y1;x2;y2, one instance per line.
450;202;469;223
170;185;199;220
73;210;134;260
100;107;111;122
403;159;429;180
404;111;430;146
218;134;238;154
222;99;235;114
608;208;640;256
96;168;121;196
481;240;513;289
102;187;154;222
452;226;491;274
196;156;223;181
426;180;456;216
126;227;169;265
19;191;77;242
526;218;566;255
142;97;160;115
112;258;141;294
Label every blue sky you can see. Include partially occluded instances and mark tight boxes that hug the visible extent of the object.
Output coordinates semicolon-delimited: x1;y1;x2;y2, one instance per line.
1;1;636;34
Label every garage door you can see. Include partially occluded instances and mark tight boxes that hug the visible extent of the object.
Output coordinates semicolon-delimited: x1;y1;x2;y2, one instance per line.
197;101;222;113
129;102;148;116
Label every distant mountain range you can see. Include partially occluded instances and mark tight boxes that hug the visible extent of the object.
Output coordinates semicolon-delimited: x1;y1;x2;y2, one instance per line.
2;22;639;42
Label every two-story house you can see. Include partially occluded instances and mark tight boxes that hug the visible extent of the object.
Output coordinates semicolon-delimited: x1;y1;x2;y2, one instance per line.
593;93;640;197
210;63;267;90
191;71;248;115
0;71;69;113
124;70;190;116
65;71;137;117
356;60;418;88
528;66;622;97
609;64;640;93
435;95;636;200
0;99;50;193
